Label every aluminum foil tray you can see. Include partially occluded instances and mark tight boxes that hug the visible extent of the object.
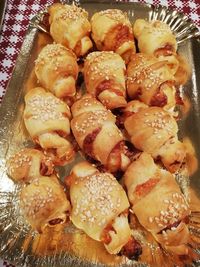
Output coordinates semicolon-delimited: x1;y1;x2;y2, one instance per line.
0;0;199;266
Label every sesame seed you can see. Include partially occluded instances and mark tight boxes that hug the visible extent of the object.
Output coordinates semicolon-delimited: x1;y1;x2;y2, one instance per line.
26;93;69;122
73;171;123;225
97;9;130;24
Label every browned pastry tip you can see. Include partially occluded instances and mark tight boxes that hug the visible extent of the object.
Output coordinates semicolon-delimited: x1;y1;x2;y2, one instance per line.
174;54;192;86
6;148;54;183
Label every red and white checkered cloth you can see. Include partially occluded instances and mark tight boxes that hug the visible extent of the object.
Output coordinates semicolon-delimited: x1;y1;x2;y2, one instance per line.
0;0;199;266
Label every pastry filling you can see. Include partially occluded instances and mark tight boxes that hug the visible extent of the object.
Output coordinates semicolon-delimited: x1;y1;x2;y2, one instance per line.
96;80;124;97
135;178;160;197
101;224;116;245
150;88;167;107
154;44;174;57
115;25;133;50
48;218;64;226
83;127;102;158
118;237;142;260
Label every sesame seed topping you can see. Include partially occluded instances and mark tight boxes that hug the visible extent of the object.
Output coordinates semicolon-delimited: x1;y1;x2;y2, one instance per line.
7;150;31;174
74;110;109;134
85;51;125;83
35;43;75;71
21;186;56;219
97;9;129;24
151;192;189;229
142;110;173;137
57;5;88;21
26;94;69;122
73;171;123;226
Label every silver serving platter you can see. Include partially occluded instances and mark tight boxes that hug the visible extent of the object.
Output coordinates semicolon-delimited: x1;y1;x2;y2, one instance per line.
0;1;200;266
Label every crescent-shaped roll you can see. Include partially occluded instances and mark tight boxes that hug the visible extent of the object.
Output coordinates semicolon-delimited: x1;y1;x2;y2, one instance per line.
23;87;74;166
35;43;79;99
133;19;179;75
84;51;127;109
91;9;136;63
6;148;54;183
124;102;186;173
124;152;190;255
133;19;177;56
126;53;177;112
20;175;71;233
66;161;142;258
71;94;131;172
48;3;93;57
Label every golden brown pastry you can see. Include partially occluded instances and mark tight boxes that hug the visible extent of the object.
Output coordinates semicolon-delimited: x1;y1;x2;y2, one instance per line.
66;161;142;258
126;53;178;113
35;43;79;99
174;54;191;86
23;87;74;166
91;9;135;63
71;94;130;172
48;3;93;57
6;148;53;183
84;51;127;109
20;175;71;233
133;19;179;75
124;152;191;255
124;102;186;173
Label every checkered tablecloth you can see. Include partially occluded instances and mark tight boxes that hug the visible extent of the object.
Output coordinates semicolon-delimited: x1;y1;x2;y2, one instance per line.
0;0;199;266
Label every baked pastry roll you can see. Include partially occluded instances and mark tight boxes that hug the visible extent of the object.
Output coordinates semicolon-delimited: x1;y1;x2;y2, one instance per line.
133;19;179;75
91;9;135;63
66;161;142;258
124;102;186;173
84;51;127;109
35;43;79;99
124;152;190;255
71;94;130;172
48;3;93;57
126;53;177;112
23;87;74;165
6;148;53;183
20;175;71;233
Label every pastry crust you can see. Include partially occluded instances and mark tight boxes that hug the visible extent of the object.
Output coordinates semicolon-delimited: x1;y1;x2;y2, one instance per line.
124;152;190;255
35;43;79;99
48;3;93;57
91;9;135;63
68;161;131;254
133;19;178;75
126;53;177;112
20;175;71;233
71;94;130;172
124;103;186;173
6;148;53;183
84;51;127;109
23;87;74;165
